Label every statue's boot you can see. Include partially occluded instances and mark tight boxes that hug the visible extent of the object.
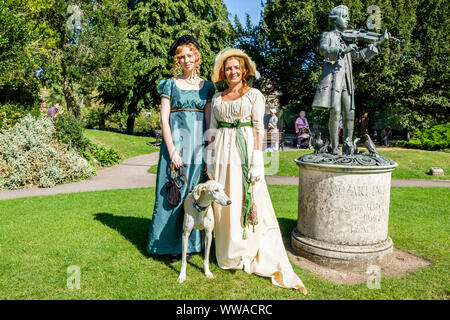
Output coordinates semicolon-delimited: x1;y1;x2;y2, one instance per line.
331;146;342;155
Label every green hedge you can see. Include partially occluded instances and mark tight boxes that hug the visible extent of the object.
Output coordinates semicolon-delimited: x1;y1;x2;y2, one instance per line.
393;123;450;151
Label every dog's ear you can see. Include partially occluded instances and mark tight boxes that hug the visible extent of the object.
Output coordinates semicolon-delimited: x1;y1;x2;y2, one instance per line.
193;184;206;201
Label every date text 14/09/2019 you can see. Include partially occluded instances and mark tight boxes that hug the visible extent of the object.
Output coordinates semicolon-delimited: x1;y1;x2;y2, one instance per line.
176;304;273;317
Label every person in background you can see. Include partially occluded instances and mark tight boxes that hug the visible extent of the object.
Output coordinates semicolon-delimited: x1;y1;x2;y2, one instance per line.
40;102;48;115
380;126;392;146
372;130;378;143
47;102;64;119
267;107;279;151
295;111;309;148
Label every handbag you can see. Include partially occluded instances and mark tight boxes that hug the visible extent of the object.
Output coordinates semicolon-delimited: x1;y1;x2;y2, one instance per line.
165;164;190;206
166;165;183;206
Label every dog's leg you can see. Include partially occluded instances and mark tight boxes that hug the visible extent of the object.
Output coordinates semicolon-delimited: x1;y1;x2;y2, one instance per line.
203;212;214;279
201;229;206;252
204;229;213;279
177;229;189;283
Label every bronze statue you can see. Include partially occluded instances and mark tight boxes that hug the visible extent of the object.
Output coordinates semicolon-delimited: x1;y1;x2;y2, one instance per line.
312;5;391;155
313;132;324;154
342;136;360;156
364;134;378;156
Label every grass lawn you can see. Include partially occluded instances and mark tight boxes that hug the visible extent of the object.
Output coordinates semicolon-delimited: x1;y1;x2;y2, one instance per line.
266;148;450;179
0;186;448;300
84;129;159;160
148;164;158;174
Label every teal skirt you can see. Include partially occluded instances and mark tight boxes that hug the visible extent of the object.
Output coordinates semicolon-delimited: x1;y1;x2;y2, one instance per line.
147;111;205;255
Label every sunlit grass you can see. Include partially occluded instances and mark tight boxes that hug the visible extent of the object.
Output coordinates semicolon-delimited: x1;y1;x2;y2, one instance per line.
0;186;448;299
266;148;450;179
84;129;159;160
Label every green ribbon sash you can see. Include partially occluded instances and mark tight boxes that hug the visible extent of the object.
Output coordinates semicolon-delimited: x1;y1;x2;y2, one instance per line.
217;119;253;240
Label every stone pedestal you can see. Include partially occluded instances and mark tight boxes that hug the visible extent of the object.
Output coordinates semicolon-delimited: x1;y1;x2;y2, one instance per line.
291;154;397;269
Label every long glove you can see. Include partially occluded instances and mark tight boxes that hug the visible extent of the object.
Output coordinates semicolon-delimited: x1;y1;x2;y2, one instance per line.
248;150;264;183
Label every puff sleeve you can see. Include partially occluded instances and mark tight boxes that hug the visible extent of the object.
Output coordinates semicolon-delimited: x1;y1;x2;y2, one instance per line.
207;82;216;103
251;89;266;135
157;79;172;100
209;93;221;131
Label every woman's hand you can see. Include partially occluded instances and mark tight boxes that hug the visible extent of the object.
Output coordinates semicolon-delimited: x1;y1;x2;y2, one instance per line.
170;149;183;169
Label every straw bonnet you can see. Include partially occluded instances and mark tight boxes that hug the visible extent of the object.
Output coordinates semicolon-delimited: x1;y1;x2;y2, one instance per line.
211;48;260;89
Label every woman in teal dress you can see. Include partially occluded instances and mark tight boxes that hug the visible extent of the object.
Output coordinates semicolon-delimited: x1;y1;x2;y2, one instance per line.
147;35;216;262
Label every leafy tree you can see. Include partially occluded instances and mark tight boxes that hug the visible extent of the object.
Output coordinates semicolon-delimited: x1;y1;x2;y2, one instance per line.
240;0;448;135
92;0;235;134
80;0;141;132
0;1;40;112
7;0;98;118
394;0;449;127
0;1;29;87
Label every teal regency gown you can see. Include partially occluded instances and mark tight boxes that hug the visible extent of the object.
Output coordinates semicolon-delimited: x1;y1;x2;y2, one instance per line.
147;78;216;255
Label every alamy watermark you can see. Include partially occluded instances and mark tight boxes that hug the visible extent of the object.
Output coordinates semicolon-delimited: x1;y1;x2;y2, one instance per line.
366;264;381;290
366;5;381;30
66;4;83;31
67;265;81;290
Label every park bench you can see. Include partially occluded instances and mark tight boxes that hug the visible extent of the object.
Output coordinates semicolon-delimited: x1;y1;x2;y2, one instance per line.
264;130;284;151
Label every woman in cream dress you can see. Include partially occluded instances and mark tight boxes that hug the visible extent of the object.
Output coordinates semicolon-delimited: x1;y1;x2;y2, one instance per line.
206;48;307;294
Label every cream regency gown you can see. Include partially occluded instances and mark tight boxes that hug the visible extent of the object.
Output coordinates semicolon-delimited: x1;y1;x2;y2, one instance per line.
209;88;307;294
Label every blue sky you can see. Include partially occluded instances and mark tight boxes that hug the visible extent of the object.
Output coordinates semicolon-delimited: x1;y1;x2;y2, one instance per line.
222;0;264;26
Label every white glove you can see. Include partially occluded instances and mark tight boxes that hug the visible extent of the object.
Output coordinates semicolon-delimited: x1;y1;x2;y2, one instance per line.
248;150;264;183
206;149;215;180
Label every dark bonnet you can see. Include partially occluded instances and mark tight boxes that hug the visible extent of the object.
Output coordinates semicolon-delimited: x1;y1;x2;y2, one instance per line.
168;35;200;57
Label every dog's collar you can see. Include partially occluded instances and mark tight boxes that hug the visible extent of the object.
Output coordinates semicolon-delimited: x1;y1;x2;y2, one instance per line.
193;199;208;212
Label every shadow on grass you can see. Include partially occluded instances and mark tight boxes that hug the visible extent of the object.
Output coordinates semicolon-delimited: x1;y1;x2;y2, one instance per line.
93;213;218;275
277;217;298;239
94;213;150;256
93;213;296;278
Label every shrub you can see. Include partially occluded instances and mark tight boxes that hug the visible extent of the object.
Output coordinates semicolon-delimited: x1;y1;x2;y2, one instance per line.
87;142;121;167
0;114;95;189
134;109;161;133
391;140;408;148
0;103;29;131
54;113;89;152
53;114;120;167
393;123;450;151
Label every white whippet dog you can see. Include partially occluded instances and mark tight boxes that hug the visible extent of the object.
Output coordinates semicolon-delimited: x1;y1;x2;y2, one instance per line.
178;180;231;283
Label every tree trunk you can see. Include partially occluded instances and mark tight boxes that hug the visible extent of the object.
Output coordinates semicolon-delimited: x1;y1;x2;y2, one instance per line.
60;60;80;118
98;117;106;130
126;114;135;135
